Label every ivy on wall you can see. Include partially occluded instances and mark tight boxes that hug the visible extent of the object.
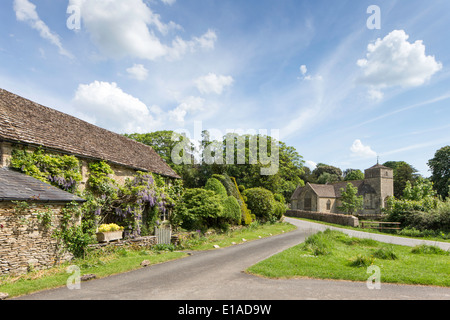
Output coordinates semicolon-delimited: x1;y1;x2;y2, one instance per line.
10;147;82;193
10;147;183;256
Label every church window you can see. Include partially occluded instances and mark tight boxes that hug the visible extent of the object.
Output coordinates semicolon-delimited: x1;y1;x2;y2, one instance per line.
326;200;331;211
304;198;312;211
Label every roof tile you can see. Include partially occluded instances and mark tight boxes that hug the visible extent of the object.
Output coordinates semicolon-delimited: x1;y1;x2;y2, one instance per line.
0;89;180;179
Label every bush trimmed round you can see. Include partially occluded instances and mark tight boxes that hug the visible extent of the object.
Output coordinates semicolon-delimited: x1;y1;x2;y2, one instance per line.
243;187;276;222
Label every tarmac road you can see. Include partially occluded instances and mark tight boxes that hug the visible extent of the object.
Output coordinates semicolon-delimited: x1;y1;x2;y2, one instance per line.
15;218;450;300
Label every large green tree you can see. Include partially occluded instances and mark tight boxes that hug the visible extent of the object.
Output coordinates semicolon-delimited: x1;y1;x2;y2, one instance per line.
127;130;305;201
343;169;365;181
312;164;343;184
428;146;450;199
383;161;420;199
338;183;363;215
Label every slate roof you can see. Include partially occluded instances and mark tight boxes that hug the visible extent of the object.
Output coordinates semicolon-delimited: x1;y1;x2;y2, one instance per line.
0;88;180;179
0;168;85;202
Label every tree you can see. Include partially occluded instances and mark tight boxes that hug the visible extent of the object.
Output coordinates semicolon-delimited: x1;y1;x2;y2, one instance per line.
343;169;365;181
428;146;450;199
312;164;342;182
383;161;420;199
338;183;363;215
317;172;340;184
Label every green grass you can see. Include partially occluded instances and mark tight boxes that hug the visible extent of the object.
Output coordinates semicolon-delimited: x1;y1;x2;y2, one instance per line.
290;216;450;243
0;221;296;298
247;229;450;287
0;248;186;298
178;221;297;251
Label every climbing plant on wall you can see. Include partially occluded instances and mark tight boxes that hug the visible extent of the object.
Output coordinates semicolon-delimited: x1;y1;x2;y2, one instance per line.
10;147;82;193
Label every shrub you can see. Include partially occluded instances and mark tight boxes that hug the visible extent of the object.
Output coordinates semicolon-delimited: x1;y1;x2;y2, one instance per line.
177;188;224;231
243;187;276;222
205;177;228;198
213;174;253;225
273;201;287;221
222;196;241;225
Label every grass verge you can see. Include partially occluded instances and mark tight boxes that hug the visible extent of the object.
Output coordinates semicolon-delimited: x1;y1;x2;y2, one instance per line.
180;221;297;251
290;216;450;243
247;229;450;287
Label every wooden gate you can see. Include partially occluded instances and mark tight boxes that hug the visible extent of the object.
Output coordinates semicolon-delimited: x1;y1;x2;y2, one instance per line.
155;227;172;245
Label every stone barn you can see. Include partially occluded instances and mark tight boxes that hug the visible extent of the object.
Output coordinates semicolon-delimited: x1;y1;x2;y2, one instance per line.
0;88;180;275
0;167;85;275
0;88;180;186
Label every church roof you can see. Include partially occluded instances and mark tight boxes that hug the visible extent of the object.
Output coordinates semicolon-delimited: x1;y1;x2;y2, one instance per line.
0;89;180;179
0;168;85;202
291;180;366;200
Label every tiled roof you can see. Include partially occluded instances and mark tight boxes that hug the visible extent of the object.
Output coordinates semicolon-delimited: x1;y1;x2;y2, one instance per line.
291;180;367;199
0;168;85;202
0;88;180;179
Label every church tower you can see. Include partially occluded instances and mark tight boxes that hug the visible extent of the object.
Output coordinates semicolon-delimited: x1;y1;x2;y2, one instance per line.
364;164;394;214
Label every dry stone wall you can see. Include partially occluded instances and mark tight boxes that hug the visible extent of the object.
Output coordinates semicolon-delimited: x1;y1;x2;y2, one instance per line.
286;209;359;227
0;202;72;275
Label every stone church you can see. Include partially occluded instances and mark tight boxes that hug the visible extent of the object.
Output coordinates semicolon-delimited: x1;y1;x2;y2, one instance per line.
290;164;394;215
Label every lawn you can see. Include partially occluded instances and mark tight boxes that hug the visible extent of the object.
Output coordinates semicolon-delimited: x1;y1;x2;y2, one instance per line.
247;229;450;287
180;221;297;251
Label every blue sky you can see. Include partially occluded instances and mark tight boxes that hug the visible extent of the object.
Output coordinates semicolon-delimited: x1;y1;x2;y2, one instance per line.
1;0;449;177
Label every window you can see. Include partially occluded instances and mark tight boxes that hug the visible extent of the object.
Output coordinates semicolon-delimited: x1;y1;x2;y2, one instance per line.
304;198;312;211
364;194;375;209
326;200;331;211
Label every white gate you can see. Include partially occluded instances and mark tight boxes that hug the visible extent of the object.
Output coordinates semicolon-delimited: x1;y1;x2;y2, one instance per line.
155;227;172;245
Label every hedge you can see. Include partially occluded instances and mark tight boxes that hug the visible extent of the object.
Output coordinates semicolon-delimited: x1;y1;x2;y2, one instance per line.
212;174;253;225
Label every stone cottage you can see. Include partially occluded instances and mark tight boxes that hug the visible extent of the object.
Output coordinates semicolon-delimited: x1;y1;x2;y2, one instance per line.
0;167;85;275
290;164;394;215
0;88;180;186
0;88;180;275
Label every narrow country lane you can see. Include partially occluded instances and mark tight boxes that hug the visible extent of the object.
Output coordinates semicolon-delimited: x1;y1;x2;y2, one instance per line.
15;218;450;300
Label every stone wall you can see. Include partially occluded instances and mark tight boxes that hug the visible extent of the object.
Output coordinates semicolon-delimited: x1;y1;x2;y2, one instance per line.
286;209;359;228
0;202;72;275
88;236;158;251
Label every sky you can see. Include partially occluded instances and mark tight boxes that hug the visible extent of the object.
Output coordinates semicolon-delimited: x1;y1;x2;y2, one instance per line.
1;0;449;177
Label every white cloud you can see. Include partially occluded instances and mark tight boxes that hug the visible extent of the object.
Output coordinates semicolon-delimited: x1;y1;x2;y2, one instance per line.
168;96;205;124
161;0;176;6
126;64;149;81
13;0;72;58
300;65;307;75
194;73;234;95
350;140;377;159
69;0;216;61
305;160;317;170
73;81;156;133
357;29;442;97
